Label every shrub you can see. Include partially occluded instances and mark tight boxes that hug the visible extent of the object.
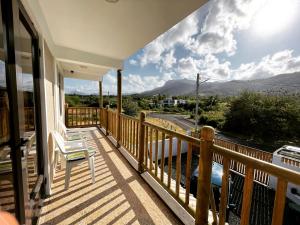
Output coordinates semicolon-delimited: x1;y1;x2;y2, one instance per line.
224;91;300;140
123;99;140;117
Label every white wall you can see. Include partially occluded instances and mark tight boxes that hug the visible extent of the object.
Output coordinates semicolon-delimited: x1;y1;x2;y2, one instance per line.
39;39;60;195
147;137;188;160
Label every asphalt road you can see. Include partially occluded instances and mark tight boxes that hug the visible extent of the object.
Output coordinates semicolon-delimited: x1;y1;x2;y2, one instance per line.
148;112;268;150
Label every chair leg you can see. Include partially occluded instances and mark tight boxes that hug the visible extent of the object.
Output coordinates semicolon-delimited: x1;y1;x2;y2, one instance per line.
65;162;72;190
90;157;95;184
33;155;37;174
61;153;66;170
53;151;58;176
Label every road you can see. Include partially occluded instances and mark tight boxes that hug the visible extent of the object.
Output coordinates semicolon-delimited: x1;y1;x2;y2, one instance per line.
148;112;274;151
148;113;195;130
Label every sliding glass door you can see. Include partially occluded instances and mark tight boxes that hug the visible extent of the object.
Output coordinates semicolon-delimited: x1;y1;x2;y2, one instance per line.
0;0;44;224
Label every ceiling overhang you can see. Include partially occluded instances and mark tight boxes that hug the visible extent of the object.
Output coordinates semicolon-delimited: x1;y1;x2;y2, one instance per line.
21;0;208;80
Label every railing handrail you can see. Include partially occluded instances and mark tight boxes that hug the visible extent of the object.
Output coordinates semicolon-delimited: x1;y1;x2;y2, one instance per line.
213;144;300;185
120;113;140;122
66;106;99;109
215;137;273;155
143;121;201;147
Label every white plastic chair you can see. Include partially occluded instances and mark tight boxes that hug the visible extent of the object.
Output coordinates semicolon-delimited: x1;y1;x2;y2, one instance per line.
58;120;83;141
51;131;95;190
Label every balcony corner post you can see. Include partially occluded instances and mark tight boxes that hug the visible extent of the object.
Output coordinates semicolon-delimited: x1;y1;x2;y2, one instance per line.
98;80;103;128
105;105;109;136
65;103;69;127
138;112;146;173
195;126;215;225
116;69;122;148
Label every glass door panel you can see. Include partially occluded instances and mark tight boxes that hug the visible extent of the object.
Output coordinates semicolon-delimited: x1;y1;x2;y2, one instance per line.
0;2;16;215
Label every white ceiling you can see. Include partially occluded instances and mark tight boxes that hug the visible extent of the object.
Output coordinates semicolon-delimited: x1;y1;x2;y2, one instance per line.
22;0;207;80
61;61;108;81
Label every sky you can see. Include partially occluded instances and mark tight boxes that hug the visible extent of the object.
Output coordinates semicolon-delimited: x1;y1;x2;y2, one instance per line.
64;0;300;95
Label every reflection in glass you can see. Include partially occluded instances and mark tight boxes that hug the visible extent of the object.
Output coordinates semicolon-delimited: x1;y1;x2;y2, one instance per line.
18;22;38;197
0;4;16;214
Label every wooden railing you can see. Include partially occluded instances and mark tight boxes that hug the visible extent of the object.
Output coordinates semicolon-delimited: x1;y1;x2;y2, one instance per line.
142;117;201;216
1;107;35;143
65;107;100;127
24;107;35;131
65;107;300;225
0;108;9;143
197;126;300;225
214;139;273;185
120;114;140;160
107;109;118;139
192;131;278;186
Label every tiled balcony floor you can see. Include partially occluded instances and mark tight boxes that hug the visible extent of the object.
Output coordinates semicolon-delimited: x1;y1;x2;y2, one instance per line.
38;127;182;225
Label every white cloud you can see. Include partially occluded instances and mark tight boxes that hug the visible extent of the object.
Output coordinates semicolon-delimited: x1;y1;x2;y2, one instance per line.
122;73;171;93
186;0;264;56
139;12;200;67
65;80;99;95
161;50;177;70
176;50;300;81
232;50;300;80
129;59;138;66
176;57;203;79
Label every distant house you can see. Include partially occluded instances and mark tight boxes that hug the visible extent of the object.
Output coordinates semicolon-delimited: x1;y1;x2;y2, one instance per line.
160;98;187;107
177;99;187;105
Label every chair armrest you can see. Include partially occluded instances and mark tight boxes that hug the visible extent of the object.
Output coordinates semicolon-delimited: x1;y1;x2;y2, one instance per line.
63;148;89;154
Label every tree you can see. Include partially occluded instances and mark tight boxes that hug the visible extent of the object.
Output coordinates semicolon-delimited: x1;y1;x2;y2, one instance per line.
123;98;140;117
224;91;300;140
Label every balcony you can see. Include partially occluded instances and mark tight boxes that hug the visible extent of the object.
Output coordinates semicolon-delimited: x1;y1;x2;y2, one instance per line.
1;1;300;224
36;107;300;225
38;127;181;225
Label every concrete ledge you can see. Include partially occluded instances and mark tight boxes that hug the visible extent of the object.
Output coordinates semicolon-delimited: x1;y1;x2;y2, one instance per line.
141;172;195;225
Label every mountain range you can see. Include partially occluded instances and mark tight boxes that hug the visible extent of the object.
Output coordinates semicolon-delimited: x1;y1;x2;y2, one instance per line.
140;72;300;96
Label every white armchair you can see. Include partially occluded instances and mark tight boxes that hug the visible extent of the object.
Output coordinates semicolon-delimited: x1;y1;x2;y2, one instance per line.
51;131;95;190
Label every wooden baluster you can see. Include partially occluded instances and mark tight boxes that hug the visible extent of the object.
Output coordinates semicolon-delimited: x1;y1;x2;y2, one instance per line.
72;108;74;126
121;117;124;145
149;128;153;171
240;166;254;225
219;157;230;225
210;187;218;225
65;107;68;127
161;133;165;182
123;118;126;147
131;120;134;154
136;122;139;158
129;119;131;150
86;108;88;125
185;143;192;206
167;136;173;188
176;139;181;197
195;126;215;225
271;178;288;225
155;130;159;177
138;112;145;172
105;106;109;135
128;118;131;151
132;120;136;155
126;118;129;149
144;126;148;168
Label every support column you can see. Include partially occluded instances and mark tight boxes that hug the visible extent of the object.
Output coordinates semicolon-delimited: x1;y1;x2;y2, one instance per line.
98;80;103;108
116;69;122;147
195;126;215;225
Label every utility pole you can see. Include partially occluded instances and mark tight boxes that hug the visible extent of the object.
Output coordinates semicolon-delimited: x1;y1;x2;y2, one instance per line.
195;73;200;132
107;90;110;106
